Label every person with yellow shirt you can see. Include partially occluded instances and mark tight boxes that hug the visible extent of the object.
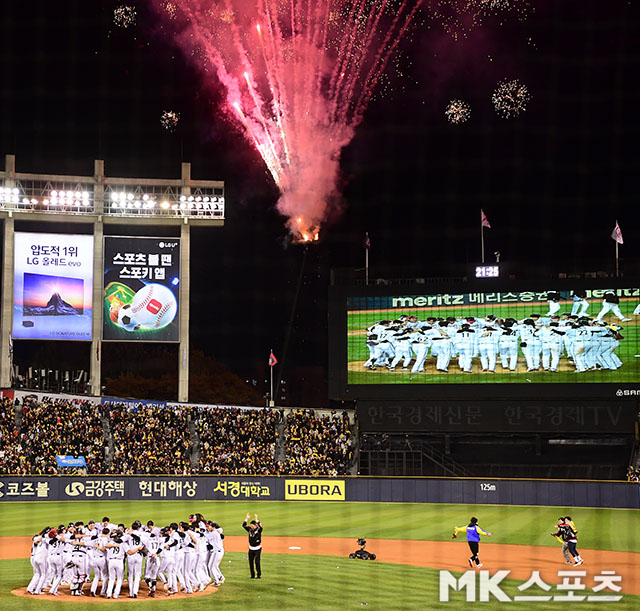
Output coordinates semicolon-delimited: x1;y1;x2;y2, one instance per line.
552;517;573;564
452;517;492;568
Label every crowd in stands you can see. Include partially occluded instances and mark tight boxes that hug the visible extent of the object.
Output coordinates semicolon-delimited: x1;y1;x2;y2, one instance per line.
0;396;22;473
197;407;280;475
281;409;353;476
107;404;192;475
0;396;355;476
7;397;106;475
627;465;640;482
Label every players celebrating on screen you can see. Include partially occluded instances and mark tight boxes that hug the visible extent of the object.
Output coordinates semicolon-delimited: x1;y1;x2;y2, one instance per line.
360;305;627;374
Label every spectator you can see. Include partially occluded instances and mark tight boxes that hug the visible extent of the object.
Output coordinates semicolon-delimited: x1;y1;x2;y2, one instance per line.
280;409;354;476
18;397;106;474
107;404;192;475
197;407;279;475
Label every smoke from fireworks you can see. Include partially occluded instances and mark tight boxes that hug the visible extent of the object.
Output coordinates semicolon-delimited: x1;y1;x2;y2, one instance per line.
492;78;531;118
151;0;425;241
445;99;471;124
114;5;137;28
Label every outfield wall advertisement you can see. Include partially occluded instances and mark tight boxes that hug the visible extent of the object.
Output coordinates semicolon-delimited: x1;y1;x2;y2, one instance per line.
12;232;94;341
0;476;637;508
103;236;180;342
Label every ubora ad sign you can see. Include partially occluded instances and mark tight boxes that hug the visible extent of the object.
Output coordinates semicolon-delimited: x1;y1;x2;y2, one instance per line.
285;479;345;501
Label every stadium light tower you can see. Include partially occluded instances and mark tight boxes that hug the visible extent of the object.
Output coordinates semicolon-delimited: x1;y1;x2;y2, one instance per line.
0;154;225;402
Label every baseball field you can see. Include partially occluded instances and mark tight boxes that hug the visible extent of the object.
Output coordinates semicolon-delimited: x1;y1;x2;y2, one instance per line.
1;500;639;609
347;301;640;385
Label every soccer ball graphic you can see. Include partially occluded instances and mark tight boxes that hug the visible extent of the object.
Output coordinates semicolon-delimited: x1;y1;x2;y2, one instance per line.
117;303;141;332
130;283;178;329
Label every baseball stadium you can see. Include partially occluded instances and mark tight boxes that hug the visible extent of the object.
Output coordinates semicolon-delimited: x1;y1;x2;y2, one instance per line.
1;1;640;610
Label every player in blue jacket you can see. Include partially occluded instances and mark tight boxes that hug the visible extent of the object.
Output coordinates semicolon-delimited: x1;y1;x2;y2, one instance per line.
453;517;492;568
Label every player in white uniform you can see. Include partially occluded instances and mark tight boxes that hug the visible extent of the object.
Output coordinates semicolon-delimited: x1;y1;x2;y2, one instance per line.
596;291;631;322
105;531;126;599
540;322;565;372
162;523;181;595
388;329;413;370
599;324;623;370
27;527;50;595
546;291;562;317
90;528;110;597
67;523;90;596
409;329;430;373
142;528;163;597
571;290;589;316
124;521;145;598
454;325;476;373
206;521;225;586
363;321;391;368
518;319;542;371
46;527;66;596
431;322;454;373
498;319;519;371
478;326;499;373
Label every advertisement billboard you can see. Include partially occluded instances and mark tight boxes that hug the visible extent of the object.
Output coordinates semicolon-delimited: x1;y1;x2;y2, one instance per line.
12;232;94;340
347;288;639;385
103;237;180;342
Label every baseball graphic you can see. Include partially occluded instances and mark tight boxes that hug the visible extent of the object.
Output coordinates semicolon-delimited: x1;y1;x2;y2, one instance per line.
130;283;178;329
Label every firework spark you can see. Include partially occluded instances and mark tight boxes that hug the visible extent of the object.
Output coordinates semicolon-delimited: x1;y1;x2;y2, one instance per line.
492;78;531;118
445;99;471;124
160;110;180;131
114;5;136;28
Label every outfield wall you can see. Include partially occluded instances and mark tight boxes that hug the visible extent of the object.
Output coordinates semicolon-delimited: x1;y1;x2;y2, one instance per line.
0;476;638;508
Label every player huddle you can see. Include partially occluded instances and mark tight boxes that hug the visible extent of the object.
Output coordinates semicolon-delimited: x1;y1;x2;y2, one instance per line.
26;513;225;599
363;311;627;374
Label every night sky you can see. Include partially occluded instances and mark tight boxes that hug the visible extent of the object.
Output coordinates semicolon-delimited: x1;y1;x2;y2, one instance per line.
1;1;638;403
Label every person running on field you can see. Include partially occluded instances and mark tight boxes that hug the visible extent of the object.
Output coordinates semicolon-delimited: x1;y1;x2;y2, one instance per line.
551;517;573;564
452;517;492;568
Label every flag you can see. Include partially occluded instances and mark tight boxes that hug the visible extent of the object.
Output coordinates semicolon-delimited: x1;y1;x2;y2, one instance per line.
364;232;371;250
481;209;491;229
8;336;12;359
268;350;278;367
611;221;623;244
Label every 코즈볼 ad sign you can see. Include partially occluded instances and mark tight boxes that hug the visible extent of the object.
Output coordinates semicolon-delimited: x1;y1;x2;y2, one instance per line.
103;237;180;342
13;232;94;340
347;288;640;386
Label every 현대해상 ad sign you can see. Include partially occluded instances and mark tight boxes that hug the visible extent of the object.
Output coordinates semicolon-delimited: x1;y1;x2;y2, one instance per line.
12;232;94;340
103;236;180;342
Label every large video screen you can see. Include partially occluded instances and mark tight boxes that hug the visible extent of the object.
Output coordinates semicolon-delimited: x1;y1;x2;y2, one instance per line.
347;288;640;385
103;237;180;342
12;232;94;340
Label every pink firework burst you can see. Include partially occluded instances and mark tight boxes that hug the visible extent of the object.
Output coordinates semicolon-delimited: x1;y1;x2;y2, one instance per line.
151;0;424;241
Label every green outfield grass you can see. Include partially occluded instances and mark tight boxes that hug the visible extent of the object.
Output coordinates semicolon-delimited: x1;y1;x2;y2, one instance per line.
2;500;639;550
1;501;639;609
347;303;640;385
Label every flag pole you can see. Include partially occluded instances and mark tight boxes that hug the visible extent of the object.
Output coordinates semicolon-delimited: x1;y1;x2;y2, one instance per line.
481;222;485;264
365;246;369;286
269;350;274;407
616;240;619;278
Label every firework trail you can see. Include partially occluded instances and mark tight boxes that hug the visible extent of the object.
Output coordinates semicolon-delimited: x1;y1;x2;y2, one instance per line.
151;0;427;240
